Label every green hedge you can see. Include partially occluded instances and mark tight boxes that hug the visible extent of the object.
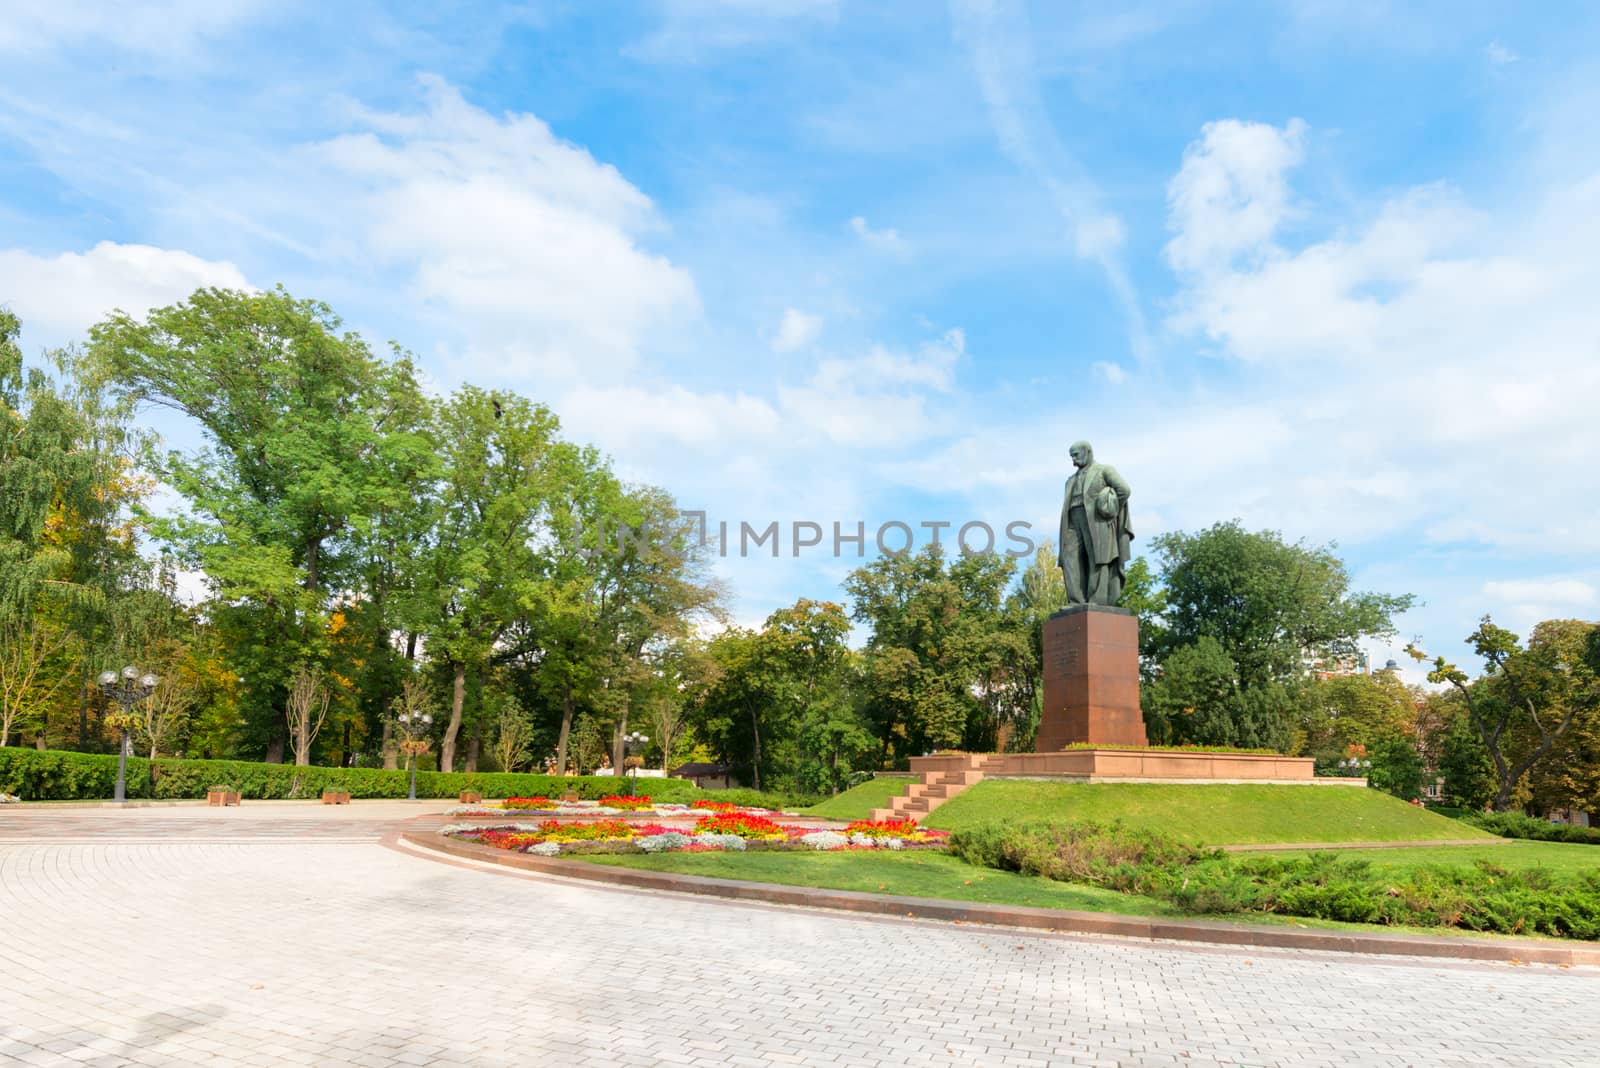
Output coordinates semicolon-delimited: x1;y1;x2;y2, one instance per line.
948;819;1600;940
1459;810;1600;845
0;747;704;802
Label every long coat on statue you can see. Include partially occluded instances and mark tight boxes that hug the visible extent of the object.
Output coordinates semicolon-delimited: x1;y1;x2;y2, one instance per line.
1057;463;1133;579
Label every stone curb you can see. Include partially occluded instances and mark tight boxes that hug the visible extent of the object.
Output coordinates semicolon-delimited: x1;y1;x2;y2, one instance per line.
400;828;1600;967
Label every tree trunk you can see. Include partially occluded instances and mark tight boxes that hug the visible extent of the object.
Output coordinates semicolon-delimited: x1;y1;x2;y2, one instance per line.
555;684;574;774
305;537;320;595
383;632;416;771
610;712;628;782
440;661;466;773
750;702;762;792
465;723;480;773
265;734;285;764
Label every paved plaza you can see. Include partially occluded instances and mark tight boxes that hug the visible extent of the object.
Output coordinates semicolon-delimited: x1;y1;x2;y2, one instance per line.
2;805;1597;1067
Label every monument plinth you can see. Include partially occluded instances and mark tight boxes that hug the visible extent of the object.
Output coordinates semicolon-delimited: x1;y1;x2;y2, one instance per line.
1036;604;1147;750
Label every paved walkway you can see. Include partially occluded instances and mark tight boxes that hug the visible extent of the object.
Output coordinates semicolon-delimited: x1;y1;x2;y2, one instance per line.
1;806;1597;1067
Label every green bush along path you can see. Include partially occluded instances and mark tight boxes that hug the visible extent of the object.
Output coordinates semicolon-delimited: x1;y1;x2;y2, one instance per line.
0;746;711;802
1266;840;1600;873
922;781;1495;844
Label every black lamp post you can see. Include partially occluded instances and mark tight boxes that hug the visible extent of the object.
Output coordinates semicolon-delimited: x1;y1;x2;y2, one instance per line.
97;666;158;804
623;730;649;797
397;709;434;801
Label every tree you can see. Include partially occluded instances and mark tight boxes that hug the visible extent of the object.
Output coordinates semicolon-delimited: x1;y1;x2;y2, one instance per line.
0;616;77;747
285;665;332;768
414;387;561;772
568;712;607;775
1;311;92;622
845;545;1019;762
1295;670;1417;759
1437;715;1494;810
1366;732;1425;801
492;698;534;774
88;287;427;760
1147;521;1413;748
1414;617;1600;812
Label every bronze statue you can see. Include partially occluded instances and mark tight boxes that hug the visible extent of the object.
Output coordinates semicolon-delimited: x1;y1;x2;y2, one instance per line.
1057;441;1132;605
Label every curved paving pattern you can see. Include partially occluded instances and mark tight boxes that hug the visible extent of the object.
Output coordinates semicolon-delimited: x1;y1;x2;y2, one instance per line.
1;806;1598;1067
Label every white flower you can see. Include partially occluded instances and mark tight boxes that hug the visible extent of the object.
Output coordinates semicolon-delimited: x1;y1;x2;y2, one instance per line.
884;837;905;850
849;833;876;848
636;832;692;853
693;833;747;851
528;841;563;857
799;831;848;851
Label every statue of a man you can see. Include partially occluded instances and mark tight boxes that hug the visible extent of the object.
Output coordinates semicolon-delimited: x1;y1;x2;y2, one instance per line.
1057;440;1133;606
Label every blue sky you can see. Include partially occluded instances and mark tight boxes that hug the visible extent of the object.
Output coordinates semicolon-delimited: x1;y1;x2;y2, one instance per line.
5;1;1600;678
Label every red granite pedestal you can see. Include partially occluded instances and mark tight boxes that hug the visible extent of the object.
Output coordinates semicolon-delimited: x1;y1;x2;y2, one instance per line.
1036;605;1148;751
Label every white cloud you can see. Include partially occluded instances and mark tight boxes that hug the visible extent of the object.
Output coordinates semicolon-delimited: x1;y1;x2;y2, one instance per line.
1092;360;1127;385
308;76;698;382
0;241;250;346
1164;117;1307;275
1486;41;1518;68
772;307;822;352
950;0;1149;361
630;0;839;63
848;215;911;257
0;0;266;56
1482;579;1596;607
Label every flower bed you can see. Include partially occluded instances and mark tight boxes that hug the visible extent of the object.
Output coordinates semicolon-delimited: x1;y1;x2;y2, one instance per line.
449;798;805;819
502;796;559;810
443;811;947;857
598;794;655;811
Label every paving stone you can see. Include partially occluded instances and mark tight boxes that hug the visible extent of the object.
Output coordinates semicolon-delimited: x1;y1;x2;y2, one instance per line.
1;805;1598;1067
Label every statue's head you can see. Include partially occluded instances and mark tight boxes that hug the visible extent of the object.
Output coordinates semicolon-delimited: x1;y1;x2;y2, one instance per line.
1069;440;1093;469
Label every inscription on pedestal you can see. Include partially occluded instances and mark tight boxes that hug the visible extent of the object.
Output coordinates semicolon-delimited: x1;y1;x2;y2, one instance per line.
1036;606;1148;751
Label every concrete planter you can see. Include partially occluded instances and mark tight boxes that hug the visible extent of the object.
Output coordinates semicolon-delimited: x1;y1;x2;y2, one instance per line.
321;791;351;805
459;791;483;804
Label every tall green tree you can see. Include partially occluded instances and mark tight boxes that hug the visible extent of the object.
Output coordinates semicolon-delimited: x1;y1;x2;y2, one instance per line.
1145;521;1413;749
88;287;428;759
845;545;1019;761
1417;617;1600;811
412;387;561;772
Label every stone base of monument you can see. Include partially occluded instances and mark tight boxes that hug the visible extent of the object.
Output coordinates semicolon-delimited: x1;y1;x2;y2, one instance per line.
870;750;1327;822
1036;604;1147;750
867;604;1331;822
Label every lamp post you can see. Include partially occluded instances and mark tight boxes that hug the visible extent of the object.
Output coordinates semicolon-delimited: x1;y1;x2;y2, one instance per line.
97;666;158;804
623;730;649;797
397;709;434;801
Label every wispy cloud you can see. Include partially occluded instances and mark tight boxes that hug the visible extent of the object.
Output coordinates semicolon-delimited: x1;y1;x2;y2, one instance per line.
949;0;1150;361
849;215;911;257
772;307;823;352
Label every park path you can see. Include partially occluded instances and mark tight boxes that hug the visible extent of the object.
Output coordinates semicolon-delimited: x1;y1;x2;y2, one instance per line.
1;804;1597;1067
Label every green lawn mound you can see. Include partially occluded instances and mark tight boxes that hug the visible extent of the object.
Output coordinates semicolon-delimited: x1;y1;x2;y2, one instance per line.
922;781;1497;846
801;775;915;820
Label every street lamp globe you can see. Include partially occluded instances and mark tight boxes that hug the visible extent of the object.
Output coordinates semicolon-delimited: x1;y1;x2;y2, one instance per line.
140;674;159;690
97;670;118;687
121;665;138;680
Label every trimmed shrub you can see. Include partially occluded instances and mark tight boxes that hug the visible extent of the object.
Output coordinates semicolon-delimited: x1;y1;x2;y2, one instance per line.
1458;810;1600;846
948;819;1600;940
0;747;702;802
0;749;153;800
